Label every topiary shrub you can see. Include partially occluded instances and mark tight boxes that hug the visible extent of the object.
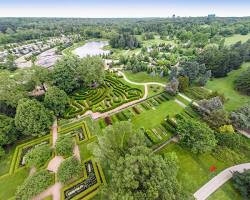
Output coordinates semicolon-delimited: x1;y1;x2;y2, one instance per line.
57;156;83;184
55;135;74;158
25;144;52;168
16;170;54;200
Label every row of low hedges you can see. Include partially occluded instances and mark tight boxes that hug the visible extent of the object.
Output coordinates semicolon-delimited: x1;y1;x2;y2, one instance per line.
61;159;106;200
64;75;143;118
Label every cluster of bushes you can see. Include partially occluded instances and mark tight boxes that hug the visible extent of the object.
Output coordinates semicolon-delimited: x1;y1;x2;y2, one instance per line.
234;66;250;95
55;135;74;158
57;156;83;184
16;170;54;200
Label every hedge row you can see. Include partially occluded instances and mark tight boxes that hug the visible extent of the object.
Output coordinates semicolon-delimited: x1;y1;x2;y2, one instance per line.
64;75;143;118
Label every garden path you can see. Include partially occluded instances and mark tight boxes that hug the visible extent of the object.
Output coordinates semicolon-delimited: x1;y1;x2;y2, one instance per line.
193;163;250;200
78;71;195;120
73;143;81;161
33;182;62;200
52;119;58;147
33;119;64;200
174;99;187;108
152;135;179;153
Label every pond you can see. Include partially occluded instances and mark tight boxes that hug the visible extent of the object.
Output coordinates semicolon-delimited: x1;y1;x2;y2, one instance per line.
73;41;110;58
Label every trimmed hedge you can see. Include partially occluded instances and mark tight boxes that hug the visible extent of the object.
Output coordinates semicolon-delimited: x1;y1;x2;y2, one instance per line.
64;75;143;118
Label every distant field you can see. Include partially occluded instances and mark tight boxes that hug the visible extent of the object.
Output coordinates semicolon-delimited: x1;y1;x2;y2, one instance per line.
206;62;250;111
225;33;250;45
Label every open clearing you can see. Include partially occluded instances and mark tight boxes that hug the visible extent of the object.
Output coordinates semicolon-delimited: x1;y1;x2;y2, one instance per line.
206;62;250;111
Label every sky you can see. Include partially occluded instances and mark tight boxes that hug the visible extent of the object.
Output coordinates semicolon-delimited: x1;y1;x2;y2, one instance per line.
0;0;249;18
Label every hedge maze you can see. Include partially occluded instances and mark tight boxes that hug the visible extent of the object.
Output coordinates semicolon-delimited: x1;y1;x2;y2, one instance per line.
58;120;106;200
64;75;143;118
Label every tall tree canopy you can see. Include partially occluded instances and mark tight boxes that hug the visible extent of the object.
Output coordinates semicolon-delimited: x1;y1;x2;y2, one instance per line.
52;56;80;93
177;117;217;154
77;56;105;86
234;67;250;95
44;86;69;116
110;33;141;49
91;122;188;200
15;98;53;136
0;114;18;146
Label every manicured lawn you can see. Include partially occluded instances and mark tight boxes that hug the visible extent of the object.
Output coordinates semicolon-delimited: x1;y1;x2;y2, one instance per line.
0;168;29;199
158;143;231;194
147;85;164;97
131;100;183;129
124;71;168;84
225;33;250;46
78;140;94;161
206;62;250;111
140;35;175;46
0;146;15;176
208;182;242;200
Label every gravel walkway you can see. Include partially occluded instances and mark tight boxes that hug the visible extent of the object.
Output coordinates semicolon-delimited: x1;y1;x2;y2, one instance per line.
194;163;250;200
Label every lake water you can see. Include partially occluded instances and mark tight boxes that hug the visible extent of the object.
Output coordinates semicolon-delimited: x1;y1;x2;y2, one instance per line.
73;41;110;58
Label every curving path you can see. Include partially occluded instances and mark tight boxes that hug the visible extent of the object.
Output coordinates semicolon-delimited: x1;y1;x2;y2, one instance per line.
118;71;166;87
193;163;250;200
78;71;194;120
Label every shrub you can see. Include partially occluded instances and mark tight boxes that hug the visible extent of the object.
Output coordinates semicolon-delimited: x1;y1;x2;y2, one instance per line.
132;106;140;114
215;132;242;150
218;125;234;133
234;67;250;95
232;169;250;199
57;157;83;184
55;135;74;158
104;116;112;125
177;117;217;154
25;144;52;168
16;170;54;200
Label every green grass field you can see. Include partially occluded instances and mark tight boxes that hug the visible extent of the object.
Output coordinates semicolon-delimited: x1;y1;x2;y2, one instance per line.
0;146;15;176
147;85;164;97
124;71;168;84
225;33;250;46
206;62;250;111
158;143;238;195
0;168;29;199
208;182;242;200
131;100;183;129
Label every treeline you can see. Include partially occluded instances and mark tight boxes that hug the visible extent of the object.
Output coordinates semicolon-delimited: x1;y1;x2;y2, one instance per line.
109;33;141;49
1;17;250;45
197;40;250;77
0;55;105;157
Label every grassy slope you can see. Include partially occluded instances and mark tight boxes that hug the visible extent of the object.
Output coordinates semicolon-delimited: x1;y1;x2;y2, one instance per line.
0;168;29;199
206;62;250;111
124;71;168;84
131;100;183;129
147;85;164;97
0;147;15;176
208;182;242;200
225;33;250;46
158;143;238;196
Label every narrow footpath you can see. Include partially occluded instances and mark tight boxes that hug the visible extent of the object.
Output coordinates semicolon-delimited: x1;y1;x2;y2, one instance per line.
194;163;250;200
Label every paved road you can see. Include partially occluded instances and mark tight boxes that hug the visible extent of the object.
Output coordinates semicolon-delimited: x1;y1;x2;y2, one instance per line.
193;163;250;200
